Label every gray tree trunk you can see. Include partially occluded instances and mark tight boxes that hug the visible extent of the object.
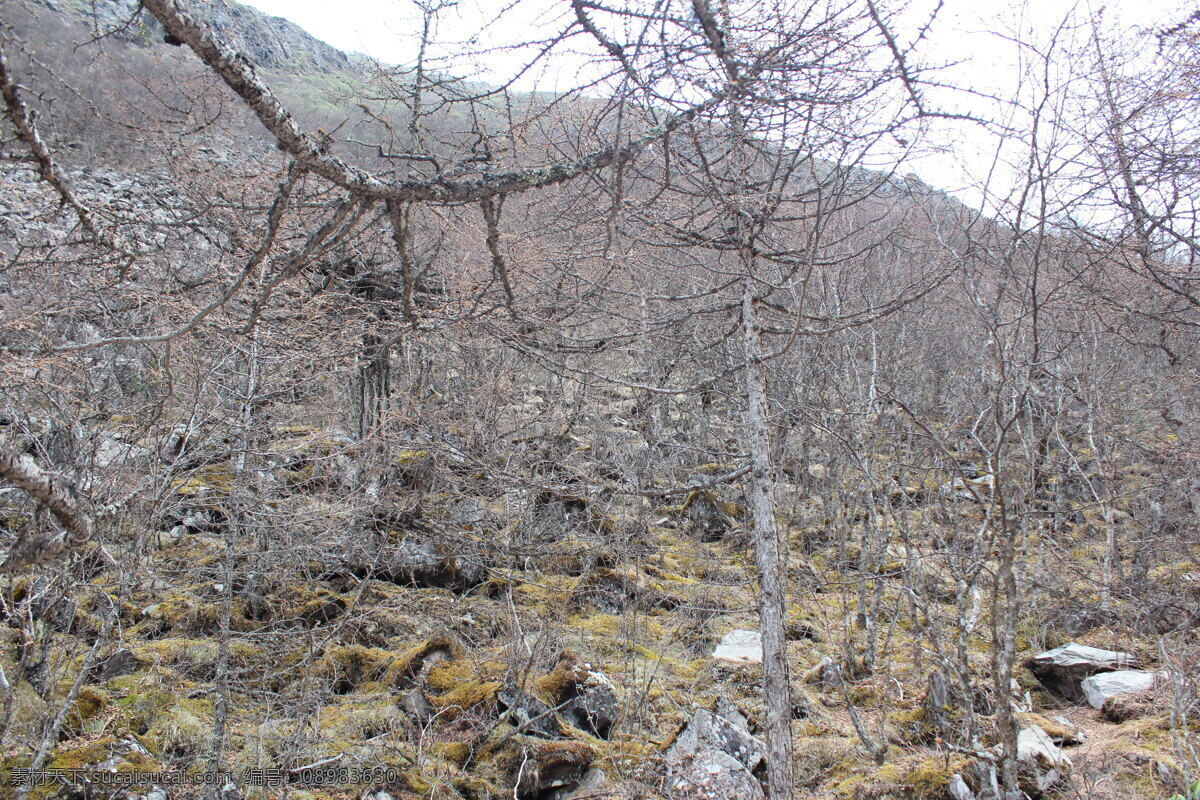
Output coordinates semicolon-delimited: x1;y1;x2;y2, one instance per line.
741;278;795;800
208;330;261;797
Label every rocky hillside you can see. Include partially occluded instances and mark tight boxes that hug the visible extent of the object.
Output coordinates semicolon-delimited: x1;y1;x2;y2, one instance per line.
4;0;386;173
32;0;355;74
1;2;1199;800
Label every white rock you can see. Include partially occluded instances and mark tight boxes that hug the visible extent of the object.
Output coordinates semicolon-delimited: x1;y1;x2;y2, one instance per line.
1018;724;1070;767
1081;670;1159;709
713;629;762;665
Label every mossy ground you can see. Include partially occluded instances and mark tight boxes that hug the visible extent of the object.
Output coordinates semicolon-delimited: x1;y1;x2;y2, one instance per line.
3;435;1196;800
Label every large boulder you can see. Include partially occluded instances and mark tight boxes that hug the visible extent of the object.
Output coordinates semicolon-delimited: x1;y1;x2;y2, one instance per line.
1024;643;1138;701
666;750;766;800
1081;670;1160;710
665;697;765;799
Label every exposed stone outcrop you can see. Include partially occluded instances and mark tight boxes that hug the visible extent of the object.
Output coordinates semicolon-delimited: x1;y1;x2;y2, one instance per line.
1024;643;1138;701
31;0;354;74
665;698;765;799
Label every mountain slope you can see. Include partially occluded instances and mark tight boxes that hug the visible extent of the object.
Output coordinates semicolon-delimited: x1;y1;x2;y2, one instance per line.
32;0;355;74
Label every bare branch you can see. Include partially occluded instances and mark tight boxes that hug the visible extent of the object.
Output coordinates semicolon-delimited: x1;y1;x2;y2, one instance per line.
0;434;94;571
141;0;722;204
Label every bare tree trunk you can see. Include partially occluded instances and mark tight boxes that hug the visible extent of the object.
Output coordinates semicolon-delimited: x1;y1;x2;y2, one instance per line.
0;434;94;570
357;330;391;439
208;329;261;797
989;460;1022;799
741;278;795;800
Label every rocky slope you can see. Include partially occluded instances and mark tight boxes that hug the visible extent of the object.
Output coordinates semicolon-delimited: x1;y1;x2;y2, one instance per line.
1;2;1199;800
31;0;355;74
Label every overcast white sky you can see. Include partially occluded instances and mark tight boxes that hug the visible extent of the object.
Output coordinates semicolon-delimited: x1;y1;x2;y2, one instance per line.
238;0;1187;207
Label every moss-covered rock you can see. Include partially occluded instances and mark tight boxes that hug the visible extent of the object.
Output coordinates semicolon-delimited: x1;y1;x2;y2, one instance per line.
136;591;258;636
172;462;234;496
887;705;937;745
493;738;596;799
64;686;108;735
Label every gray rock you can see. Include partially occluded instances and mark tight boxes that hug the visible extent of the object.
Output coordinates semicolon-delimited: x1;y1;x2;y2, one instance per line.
1081;670;1159;710
666;750;765;800
498;688;562;738
948;774;975;800
561;668;619;739
665;699;764;772
712;629;762;666
1025;642;1138;701
92;648;141;680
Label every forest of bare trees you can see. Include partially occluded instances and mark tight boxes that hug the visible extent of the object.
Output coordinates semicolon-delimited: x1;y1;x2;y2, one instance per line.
1;0;1199;799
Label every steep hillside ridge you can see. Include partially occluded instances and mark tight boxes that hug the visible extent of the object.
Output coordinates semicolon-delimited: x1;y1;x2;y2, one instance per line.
31;0;356;74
